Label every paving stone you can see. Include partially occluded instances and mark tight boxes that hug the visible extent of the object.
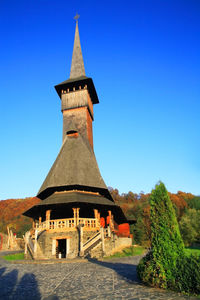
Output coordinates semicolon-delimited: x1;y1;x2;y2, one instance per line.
0;255;198;300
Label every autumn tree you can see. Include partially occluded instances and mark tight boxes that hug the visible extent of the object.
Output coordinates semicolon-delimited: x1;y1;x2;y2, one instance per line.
179;209;200;246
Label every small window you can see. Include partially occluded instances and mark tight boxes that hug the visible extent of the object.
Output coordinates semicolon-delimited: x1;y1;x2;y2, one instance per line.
66;130;78;138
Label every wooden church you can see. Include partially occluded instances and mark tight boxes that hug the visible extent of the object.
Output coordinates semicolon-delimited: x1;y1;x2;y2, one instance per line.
23;16;132;259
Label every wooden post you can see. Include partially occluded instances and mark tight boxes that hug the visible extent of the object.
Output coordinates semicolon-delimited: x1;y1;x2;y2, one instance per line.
108;225;111;237
108;210;114;231
46;210;51;220
97;211;101;227
93;209;98;219
46;210;51;230
24;238;27;255
34;229;38;257
73;208;80;226
32;220;35;229
73;208;77;226
79;225;84;257
100;227;105;255
39;217;42;225
77;208;80;226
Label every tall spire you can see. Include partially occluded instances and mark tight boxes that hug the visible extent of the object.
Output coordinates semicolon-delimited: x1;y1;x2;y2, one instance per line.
70;15;86;79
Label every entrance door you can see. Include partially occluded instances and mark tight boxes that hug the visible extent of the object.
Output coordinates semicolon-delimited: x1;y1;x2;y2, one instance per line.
57;239;67;258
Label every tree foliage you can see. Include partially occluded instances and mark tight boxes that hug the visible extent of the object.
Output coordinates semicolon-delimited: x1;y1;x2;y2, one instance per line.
187;196;200;210
179;209;200;246
0;188;199;244
137;182;184;289
137;182;200;295
0;197;40;237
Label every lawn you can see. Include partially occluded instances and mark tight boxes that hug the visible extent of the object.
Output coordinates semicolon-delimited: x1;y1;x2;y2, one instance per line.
105;245;146;259
185;246;200;256
2;253;24;261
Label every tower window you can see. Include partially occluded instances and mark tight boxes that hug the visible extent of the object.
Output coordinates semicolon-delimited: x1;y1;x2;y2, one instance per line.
66;130;78;138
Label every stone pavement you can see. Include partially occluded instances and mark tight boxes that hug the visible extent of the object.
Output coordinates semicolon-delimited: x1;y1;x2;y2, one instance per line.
0;254;198;300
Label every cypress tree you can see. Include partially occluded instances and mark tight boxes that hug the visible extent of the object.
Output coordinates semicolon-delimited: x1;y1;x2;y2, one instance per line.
137;181;184;289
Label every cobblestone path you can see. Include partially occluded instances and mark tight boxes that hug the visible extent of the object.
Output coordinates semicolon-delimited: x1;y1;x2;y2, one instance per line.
0;255;198;300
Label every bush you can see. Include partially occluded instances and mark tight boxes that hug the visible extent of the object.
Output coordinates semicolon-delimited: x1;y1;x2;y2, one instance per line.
137;182;200;295
137;182;184;289
175;254;200;294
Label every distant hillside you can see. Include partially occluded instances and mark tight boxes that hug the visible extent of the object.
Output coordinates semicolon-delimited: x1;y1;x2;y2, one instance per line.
0;197;40;237
110;188;200;247
0;190;199;245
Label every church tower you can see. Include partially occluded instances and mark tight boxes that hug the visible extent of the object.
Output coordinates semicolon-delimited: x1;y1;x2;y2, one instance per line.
23;16;132;260
55;16;97;148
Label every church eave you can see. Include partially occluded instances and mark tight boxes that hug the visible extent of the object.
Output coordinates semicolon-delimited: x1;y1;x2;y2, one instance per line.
23;194;127;224
54;77;99;104
37;184;114;202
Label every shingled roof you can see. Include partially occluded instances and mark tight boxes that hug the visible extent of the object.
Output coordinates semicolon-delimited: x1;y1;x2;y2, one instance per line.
70;20;85;79
39;191;115;206
37;132;111;200
23;191;127;223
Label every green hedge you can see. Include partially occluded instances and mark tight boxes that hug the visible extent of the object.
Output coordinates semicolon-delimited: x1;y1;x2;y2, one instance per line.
137;182;200;295
175;254;200;294
138;252;200;294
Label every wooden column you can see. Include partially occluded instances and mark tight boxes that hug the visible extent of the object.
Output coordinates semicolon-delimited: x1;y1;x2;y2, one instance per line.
32;220;35;229
100;227;105;255
93;209;99;227
34;229;38;257
108;210;114;231
107;225;111;237
46;210;51;220
79;225;84;257
46;210;51;230
77;208;80;226
73;208;80;226
24;240;27;255
97;211;101;228
39;217;42;225
73;208;76;226
93;209;98;219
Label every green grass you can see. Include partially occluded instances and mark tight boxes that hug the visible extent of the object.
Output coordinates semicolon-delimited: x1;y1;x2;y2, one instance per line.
185;247;200;256
104;246;145;259
2;253;24;261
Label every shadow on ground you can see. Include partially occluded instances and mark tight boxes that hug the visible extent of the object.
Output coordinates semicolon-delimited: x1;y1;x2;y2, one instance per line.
87;256;142;284
0;266;41;300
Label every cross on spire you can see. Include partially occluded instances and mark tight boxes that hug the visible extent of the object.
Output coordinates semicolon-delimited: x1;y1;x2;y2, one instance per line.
70;14;85;79
74;14;80;23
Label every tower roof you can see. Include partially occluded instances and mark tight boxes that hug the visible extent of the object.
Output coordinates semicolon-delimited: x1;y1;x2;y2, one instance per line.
37;132;113;201
55;76;99;104
55;17;99;104
70;18;85;79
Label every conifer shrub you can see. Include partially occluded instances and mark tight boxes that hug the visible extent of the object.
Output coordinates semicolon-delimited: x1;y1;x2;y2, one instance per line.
137;182;200;294
175;254;200;294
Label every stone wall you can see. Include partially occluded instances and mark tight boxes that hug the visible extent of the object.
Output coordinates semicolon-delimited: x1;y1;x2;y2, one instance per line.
104;234;132;256
27;229;132;260
37;230;79;259
82;230;98;244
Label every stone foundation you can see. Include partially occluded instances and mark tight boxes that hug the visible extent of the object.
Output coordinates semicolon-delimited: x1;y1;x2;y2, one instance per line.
27;228;132;260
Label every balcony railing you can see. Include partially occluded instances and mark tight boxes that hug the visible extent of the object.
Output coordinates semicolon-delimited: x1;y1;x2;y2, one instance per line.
34;217;100;231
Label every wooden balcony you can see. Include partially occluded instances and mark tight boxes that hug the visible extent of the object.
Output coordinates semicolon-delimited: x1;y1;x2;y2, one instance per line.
34;217;100;232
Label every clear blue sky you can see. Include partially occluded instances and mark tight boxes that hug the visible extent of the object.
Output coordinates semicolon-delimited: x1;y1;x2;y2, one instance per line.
0;0;199;199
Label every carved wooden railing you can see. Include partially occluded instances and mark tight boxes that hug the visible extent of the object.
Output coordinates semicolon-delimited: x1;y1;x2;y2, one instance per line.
77;218;99;228
34;217;100;231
